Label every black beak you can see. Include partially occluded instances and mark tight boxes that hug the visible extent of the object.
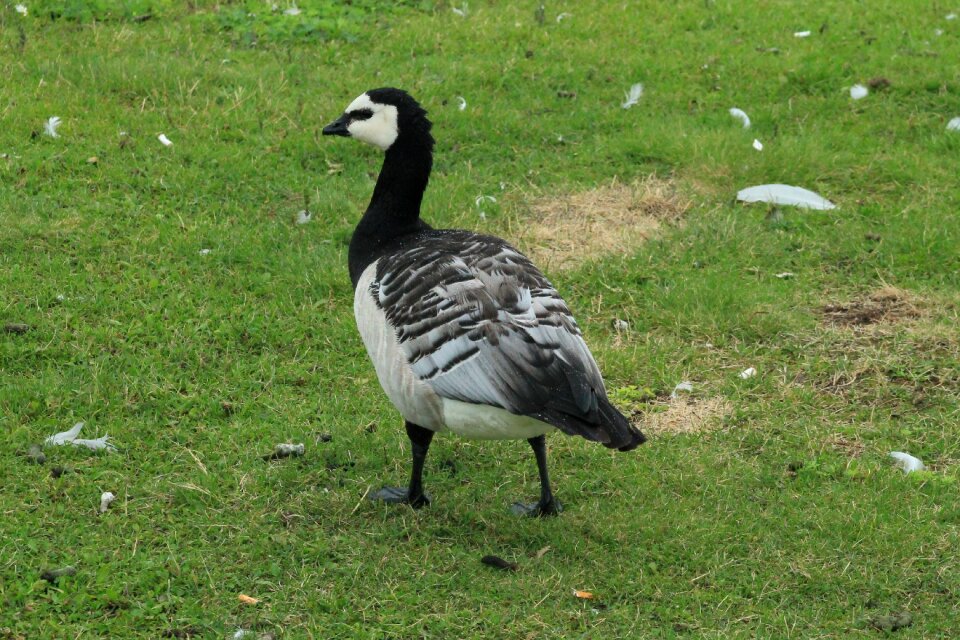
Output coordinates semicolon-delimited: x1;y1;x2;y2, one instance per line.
322;114;351;137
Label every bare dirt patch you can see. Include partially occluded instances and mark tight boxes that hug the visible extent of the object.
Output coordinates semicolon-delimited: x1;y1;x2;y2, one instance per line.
515;177;691;270
633;397;731;436
821;286;923;327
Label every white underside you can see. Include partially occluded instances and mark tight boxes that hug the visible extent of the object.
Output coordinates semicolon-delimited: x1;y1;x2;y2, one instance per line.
355;261;555;440
441;398;553;440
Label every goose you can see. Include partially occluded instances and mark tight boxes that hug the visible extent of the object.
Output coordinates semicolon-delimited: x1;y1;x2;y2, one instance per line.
323;88;646;516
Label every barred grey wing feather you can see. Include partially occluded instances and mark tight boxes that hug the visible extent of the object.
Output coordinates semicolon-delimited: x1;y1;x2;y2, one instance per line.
373;232;606;422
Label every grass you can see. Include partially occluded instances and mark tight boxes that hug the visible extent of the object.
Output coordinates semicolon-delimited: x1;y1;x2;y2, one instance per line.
2;0;959;637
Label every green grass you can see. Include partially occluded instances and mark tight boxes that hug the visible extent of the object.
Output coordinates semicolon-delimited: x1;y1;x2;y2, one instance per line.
2;1;959;637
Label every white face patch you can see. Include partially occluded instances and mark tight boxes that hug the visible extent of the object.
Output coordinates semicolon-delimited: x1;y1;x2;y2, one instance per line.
344;93;399;151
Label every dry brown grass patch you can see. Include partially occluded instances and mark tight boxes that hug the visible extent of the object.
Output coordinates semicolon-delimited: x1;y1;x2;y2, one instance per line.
633;397;731;436
822;286;923;327
826;434;866;458
514;177;690;270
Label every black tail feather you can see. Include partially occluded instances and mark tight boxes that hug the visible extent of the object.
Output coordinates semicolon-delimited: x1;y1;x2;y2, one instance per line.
598;397;646;451
533;397;646;451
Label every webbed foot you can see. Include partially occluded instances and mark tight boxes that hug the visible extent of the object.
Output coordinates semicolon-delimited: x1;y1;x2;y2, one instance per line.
510;498;562;517
369;486;431;509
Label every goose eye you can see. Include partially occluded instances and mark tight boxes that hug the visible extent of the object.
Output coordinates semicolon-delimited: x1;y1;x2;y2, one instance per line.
350;108;374;121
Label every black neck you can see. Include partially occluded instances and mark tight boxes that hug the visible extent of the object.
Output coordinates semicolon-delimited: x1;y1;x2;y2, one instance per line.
348;135;434;287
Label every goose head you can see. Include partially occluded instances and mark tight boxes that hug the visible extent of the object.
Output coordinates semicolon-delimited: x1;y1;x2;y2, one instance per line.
322;88;432;152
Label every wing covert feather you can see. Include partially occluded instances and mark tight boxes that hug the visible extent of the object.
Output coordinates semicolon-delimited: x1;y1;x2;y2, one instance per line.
372;231;606;422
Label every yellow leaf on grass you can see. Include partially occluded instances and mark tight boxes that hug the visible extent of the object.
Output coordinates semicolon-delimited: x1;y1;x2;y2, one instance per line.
238;594;259;605
573;590;594;600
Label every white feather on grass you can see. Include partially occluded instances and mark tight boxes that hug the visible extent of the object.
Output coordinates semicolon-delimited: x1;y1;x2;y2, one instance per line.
670;381;693;399
45;422;116;452
475;194;496;220
451;4;467;17
946;117;960;132
729;108;751;128
283;5;301;15
158;133;173;147
889;451;925;473
739;367;757;379
737;184;837;210
296;210;311;225
44;117;61;138
794;30;811;37
850;84;868;100
15;4;28;16
752;139;763;151
45;422;84;445
556;12;571;23
72;436;116;451
621;83;643;109
456;96;467;111
775;272;795;279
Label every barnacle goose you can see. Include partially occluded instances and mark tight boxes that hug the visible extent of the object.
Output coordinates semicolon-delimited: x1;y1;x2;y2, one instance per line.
323;88;646;516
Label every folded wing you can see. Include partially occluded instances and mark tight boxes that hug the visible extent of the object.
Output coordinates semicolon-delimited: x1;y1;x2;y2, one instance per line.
370;231;638;447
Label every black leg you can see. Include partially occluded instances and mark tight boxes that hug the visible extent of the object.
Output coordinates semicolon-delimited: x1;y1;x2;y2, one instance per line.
404;421;433;507
511;435;563;517
370;421;434;509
